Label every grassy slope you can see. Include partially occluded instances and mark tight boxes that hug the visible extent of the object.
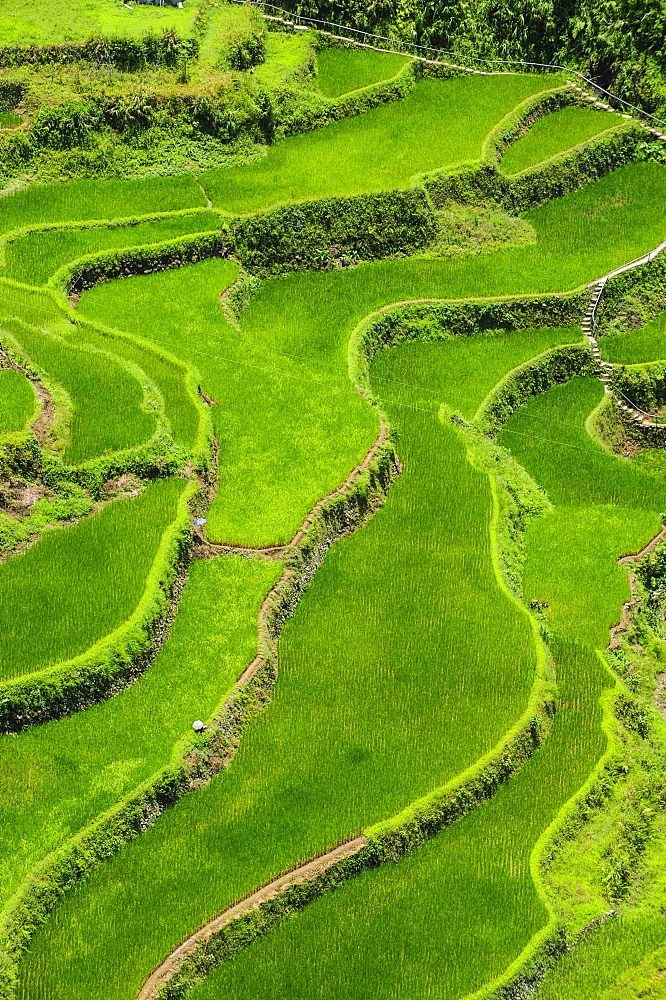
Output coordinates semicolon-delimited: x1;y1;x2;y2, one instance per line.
182;378;666;1000
534;913;666;999
500;106;624;175
370;325;584;419
13;330;581;1000
2;211;221;286
0;175;206;235
315;47;409;97
79;258;378;546
601;311;666;364
252;30;314;89
0;368;35;432
0;478;184;683
0;555;280;908
0;0;198;45
200;75;566;213
6;321;156;464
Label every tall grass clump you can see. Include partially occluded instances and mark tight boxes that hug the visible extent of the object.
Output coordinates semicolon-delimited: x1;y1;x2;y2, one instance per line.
0;368;34;432
499;107;624;175
0;478;184;683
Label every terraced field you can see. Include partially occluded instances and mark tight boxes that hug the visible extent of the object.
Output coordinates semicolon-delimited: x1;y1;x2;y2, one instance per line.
3;31;666;1000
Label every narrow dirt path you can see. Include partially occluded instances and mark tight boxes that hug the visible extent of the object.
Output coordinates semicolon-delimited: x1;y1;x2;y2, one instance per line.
137;836;368;1000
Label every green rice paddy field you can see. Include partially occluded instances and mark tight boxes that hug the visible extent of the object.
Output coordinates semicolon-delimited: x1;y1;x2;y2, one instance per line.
0;369;35;433
2;42;666;1000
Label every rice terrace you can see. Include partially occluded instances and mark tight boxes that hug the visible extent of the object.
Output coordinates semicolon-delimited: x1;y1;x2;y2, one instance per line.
2;0;666;997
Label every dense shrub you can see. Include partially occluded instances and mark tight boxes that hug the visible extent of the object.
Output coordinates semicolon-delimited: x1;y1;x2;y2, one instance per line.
0;31;198;71
30;101;104;151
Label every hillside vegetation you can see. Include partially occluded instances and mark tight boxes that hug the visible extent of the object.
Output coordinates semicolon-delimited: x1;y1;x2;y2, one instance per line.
1;33;666;1000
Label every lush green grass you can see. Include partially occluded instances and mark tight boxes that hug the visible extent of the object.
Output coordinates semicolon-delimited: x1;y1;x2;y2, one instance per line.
68;322;201;451
182;378;666;1000
184;638;607;1000
0;0;199;45
235;163;666;374
0;176;206;236
0;112;21;129
601;311;666;364
498;377;666;510
16;340;548;1000
499;106;624;175
315;47;409;97
199;74;566;213
79;257;378;546
6;319;156;464
2;211;220;286
0;478;184;683
0;368;35;432
77;164;666;539
370;324;584;419
535;914;666;999
0;280;63;327
251;29;315;89
0;554;280;908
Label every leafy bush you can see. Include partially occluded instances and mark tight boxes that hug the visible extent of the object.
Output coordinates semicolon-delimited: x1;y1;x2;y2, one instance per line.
30;101;103;151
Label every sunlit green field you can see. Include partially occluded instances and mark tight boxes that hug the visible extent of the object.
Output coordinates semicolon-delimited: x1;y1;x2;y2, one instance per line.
316;46;409;97
182;378;665;1000
78;258;378;546
2;211;221;286
601;309;666;364
0;478;184;682
0;0;199;46
0;554;280;907
16;333;550;1000
0;175;206;237
499;105;624;174
0;368;35;432
6;320;156;464
200;74;567;213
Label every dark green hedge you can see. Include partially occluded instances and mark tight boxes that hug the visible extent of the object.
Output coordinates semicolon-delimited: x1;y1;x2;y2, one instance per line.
0;31;198;70
0;432;40;479
54;231;228;297
233;189;437;275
